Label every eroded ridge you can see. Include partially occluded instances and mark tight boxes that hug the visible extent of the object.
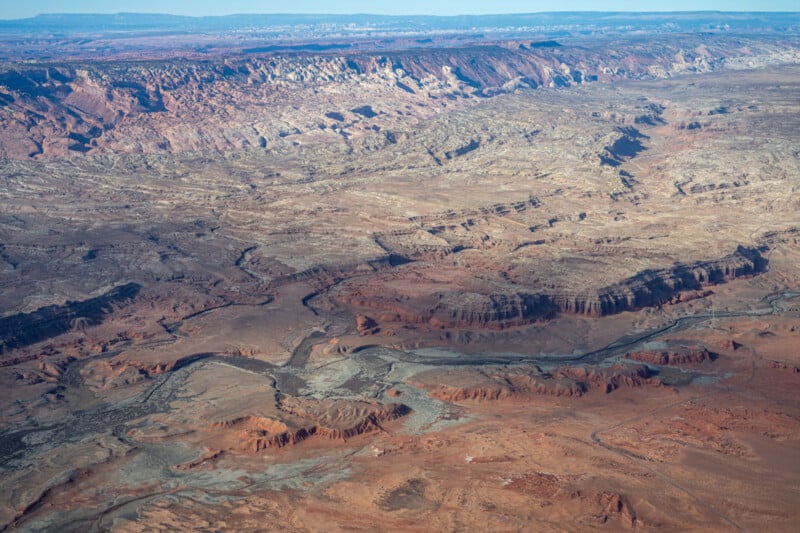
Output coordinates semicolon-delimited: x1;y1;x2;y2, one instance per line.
337;246;767;329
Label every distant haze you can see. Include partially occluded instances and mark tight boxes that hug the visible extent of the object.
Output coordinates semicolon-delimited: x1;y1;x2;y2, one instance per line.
1;0;798;19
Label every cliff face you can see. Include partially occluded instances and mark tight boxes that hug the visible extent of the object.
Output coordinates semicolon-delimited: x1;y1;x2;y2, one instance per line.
411;362;659;403
339;246;767;329
556;363;656;394
0;35;797;157
553;244;766;318
627;347;714;366
210;399;411;452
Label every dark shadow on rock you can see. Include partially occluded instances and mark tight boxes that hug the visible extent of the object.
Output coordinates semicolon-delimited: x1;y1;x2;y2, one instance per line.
0;282;141;353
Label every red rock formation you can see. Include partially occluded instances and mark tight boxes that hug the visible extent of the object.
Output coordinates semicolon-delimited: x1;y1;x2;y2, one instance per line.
428;380;584;402
411;367;585;402
555;363;659;394
412;363;659;402
0;36;796;158
596;492;639;527
627;347;714;366
210;401;410;452
339;246;766;330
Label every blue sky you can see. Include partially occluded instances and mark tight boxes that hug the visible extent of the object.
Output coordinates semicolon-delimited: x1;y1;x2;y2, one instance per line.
1;1;797;19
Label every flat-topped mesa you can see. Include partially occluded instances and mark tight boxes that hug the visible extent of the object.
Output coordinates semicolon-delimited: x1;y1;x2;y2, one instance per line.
409;367;586;402
411;363;659;402
626;347;714;366
338;246;766;329
429;292;555;329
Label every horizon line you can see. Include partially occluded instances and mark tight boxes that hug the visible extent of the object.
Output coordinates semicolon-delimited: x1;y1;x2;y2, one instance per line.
2;10;799;21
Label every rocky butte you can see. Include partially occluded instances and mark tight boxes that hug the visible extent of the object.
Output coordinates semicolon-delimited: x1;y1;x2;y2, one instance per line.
0;10;799;532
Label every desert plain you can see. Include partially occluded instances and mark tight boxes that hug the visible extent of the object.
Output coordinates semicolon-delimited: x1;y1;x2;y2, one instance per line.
0;12;799;532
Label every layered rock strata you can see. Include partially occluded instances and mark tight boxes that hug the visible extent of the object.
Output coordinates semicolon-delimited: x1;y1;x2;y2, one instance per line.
627;347;715;366
211;399;410;452
1;35;797;157
411;363;659;402
339;246;766;329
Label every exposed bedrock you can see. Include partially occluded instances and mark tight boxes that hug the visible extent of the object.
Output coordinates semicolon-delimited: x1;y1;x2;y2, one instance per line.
426;292;554;328
211;399;411;452
0;35;797;157
411;363;659;402
556;363;658;394
339;246;766;329
626;347;715;366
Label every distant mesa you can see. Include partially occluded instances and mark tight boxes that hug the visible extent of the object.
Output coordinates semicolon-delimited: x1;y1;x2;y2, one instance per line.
523;40;562;49
243;43;352;54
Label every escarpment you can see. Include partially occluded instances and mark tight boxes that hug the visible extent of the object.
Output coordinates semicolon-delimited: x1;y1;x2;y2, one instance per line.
546;245;766;319
210;399;410;452
556;363;658;394
428;292;556;329
0;34;797;158
411;363;659;402
627;347;715;366
338;246;766;329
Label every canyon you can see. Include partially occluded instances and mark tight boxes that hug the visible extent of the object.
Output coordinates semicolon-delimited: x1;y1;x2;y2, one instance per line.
1;11;800;532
